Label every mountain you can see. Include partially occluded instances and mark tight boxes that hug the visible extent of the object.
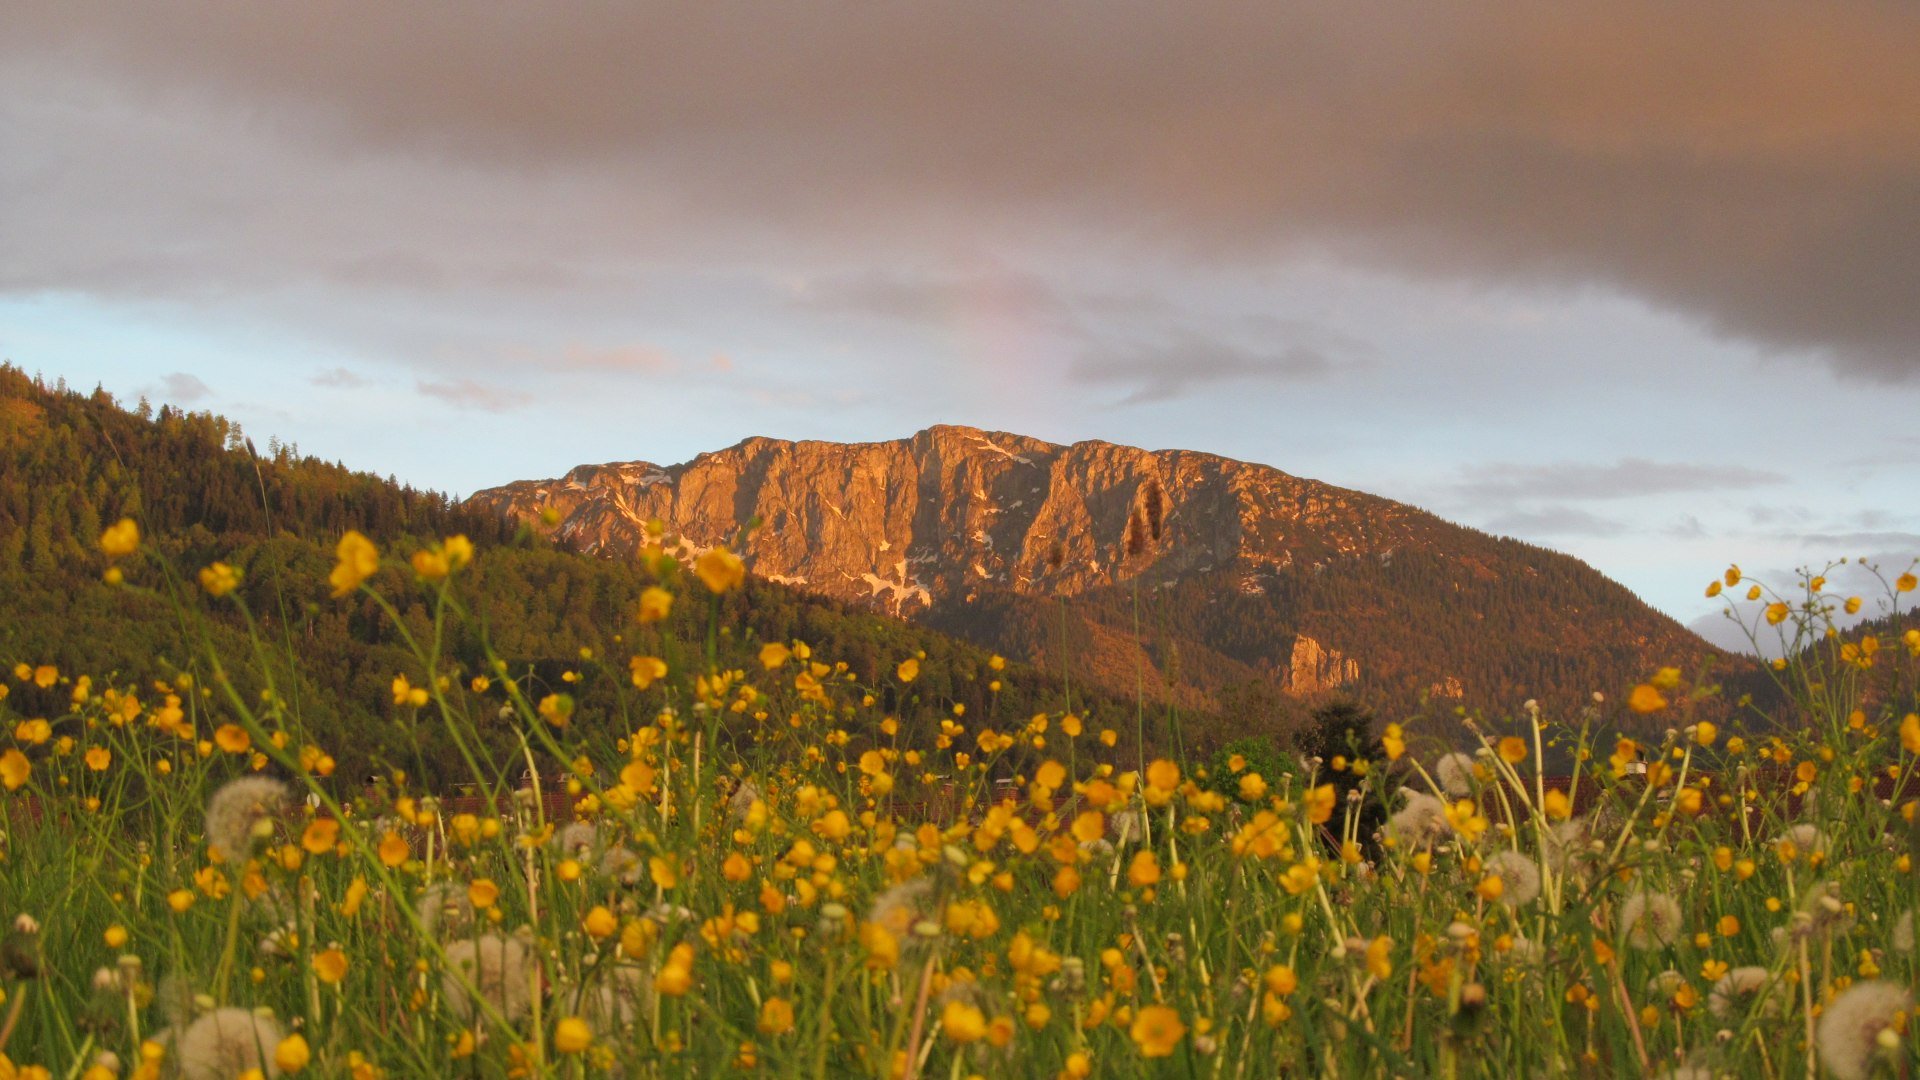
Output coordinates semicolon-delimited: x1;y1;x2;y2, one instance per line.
468;426;1728;732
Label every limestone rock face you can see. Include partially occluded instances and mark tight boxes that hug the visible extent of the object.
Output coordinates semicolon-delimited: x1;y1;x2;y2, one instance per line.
1287;636;1359;694
466;425;1427;616
465;424;1717;714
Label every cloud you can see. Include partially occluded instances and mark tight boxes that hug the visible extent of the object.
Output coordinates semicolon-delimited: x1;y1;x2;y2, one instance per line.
1786;530;1920;552
1455;459;1785;503
310;367;367;388
416;378;522;412
1482;505;1628;538
155;371;210;402
794;271;1085;334
3;3;1918;377
548;344;677;374
1665;514;1708;540
1070;331;1338;405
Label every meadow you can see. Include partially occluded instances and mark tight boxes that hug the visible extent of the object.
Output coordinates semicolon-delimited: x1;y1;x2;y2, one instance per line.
1;523;1917;1079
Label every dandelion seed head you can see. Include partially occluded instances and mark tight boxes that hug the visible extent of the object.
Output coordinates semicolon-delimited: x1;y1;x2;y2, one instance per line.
1708;966;1776;1019
1775;824;1830;855
1434;753;1477;798
174;1006;285;1080
867;878;936;940
728;782;762;824
598;844;644;886
1645;969;1687;998
205;776;290;862
1619;891;1682;950
1385;791;1450;847
442;933;534;1026
1816;979;1911;1080
551;822;599;857
415;882;476;939
1484;851;1541;908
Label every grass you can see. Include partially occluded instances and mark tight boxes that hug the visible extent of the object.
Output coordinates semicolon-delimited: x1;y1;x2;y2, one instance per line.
0;530;1917;1079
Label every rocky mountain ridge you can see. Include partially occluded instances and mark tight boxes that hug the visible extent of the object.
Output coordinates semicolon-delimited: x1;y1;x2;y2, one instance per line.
468;425;1721;719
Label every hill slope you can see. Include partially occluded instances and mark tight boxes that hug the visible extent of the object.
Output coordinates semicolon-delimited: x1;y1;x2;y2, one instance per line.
468;426;1728;722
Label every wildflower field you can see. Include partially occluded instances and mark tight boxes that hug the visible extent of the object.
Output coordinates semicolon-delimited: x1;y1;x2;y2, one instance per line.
2;525;1918;1079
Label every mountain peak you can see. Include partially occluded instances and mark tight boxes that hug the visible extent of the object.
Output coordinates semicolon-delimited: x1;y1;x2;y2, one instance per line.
466;429;1715;714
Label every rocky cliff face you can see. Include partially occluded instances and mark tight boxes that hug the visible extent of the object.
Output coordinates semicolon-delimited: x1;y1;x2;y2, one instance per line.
1288;636;1359;694
469;425;1432;611
467;425;1718;716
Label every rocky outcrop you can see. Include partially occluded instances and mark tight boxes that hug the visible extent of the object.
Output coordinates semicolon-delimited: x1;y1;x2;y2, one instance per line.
1287;636;1359;694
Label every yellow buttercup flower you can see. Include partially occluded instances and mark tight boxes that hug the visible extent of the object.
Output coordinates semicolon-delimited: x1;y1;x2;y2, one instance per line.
99;517;140;558
442;534;474;570
757;997;795;1036
582;906;617;939
553;1017;592;1054
313;949;348;984
301;819;340;855
694;546;746;594
1129;1004;1187;1058
410;547;450;581
1628;684;1668;714
1381;723;1405;760
537;693;575;727
390;676;428;708
0;749;29;790
637;586;674;624
275;1034;311;1072
377;831;409;868
941;1000;987;1043
198;562;242;597
629;656;667;690
329;531;379;597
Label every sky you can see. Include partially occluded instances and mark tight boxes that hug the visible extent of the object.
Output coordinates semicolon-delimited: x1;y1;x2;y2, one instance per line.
2;2;1916;645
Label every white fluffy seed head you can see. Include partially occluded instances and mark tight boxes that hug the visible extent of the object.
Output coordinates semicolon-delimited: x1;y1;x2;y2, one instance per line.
442;933;534;1027
1707;966;1775;1018
1816;980;1912;1080
204;777;290;863
415;882;476;940
1484;850;1541;908
1434;753;1478;798
1619;891;1683;950
1385;791;1451;847
174;1006;285;1080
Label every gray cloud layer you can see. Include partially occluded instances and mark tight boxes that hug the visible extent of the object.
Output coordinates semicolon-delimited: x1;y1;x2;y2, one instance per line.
5;2;1919;381
1456;459;1787;503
